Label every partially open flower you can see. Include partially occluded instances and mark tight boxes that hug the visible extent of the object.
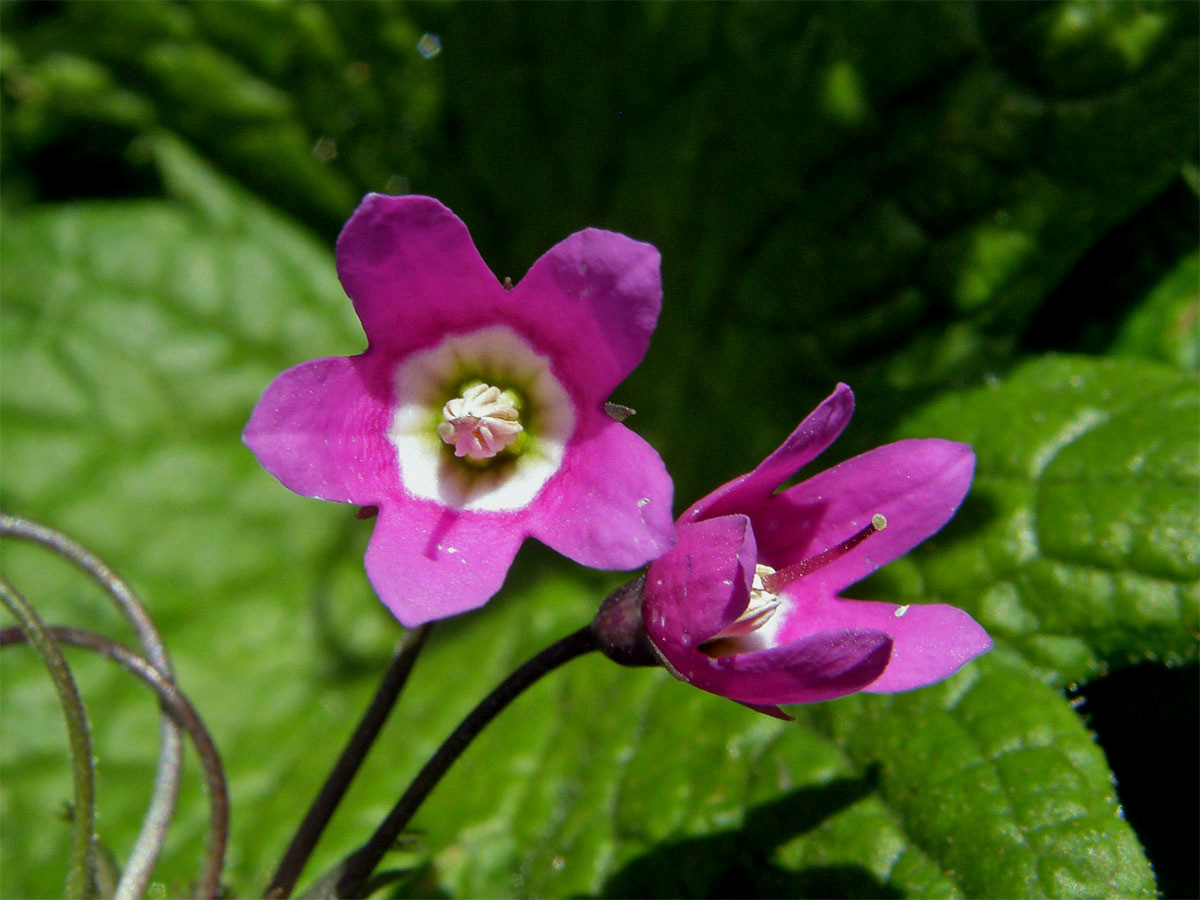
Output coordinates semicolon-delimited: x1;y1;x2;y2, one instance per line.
244;194;675;626
633;383;990;718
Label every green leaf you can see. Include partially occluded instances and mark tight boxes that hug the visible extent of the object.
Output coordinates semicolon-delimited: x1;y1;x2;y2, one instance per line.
801;655;1155;899
2;0;440;233
1;145;1159;898
0;140;373;898
378;1;1197;504
4;3;1193;894
302;607;1150;900
874;355;1200;686
1111;250;1200;369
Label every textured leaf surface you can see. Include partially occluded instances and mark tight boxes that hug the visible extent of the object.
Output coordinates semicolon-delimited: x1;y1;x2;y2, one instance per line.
3;2;1196;897
872;356;1200;685
0;154;1160;899
801;655;1155;899
0;142;375;898
406;1;1198;500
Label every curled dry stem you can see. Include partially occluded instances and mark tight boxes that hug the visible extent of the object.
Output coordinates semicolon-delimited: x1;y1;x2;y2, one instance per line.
1;513;186;898
1;625;229;899
0;576;97;899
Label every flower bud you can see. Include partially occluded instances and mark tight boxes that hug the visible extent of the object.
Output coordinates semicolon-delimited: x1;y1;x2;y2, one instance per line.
590;575;660;668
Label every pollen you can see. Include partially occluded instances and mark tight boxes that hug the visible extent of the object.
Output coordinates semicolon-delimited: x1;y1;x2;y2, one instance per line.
437;382;524;459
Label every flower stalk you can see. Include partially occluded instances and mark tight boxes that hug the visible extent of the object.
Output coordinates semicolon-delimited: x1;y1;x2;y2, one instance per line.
265;625;431;899
324;625;599;899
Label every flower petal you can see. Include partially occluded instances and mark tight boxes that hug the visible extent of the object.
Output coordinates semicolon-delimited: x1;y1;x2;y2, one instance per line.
754;439;975;594
533;415;676;571
243;354;396;505
642;515;756;650
683;384;855;523
364;500;527;627
773;597;992;692
670;629;894;706
511;228;662;403
336;194;505;354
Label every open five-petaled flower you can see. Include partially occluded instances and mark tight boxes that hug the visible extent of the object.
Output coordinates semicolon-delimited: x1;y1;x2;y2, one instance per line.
245;195;675;626
640;384;990;718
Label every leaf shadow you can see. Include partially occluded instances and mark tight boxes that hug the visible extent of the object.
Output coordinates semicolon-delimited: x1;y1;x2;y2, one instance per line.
595;766;903;899
920;489;1000;548
307;513;390;677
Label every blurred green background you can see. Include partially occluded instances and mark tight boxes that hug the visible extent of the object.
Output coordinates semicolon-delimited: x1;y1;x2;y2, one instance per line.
2;2;1197;898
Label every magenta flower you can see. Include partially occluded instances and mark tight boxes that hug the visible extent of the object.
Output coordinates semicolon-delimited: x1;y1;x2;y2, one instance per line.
640;384;990;718
244;194;675;626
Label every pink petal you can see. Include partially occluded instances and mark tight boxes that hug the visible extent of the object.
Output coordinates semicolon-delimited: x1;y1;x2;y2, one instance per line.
364;500;528;627
753;439;975;595
242;354;397;505
668;629;894;706
336;194;506;354
774;597;992;692
642;516;756;650
337;196;662;409
683;384;855;523
510;228;662;403
532;415;676;571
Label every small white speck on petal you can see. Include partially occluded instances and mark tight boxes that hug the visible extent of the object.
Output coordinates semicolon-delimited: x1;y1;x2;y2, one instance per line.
637;497;650;508
894;605;909;617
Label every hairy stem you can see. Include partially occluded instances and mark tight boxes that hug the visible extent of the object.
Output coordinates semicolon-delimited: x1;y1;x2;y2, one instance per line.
265;625;431;899
328;626;598;899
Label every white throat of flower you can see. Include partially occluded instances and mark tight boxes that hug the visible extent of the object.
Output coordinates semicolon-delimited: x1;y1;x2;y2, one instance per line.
698;564;781;657
388;325;575;512
719;564;781;637
437;382;524;459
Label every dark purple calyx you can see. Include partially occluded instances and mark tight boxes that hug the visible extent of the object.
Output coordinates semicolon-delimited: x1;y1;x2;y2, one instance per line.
591;575;661;668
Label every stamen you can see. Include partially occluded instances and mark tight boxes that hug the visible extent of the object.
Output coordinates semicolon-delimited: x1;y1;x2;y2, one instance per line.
762;513;887;594
437;382;523;459
699;564;782;657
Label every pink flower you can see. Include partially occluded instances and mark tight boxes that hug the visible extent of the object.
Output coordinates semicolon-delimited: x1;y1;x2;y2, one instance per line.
244;195;675;626
639;384;990;718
